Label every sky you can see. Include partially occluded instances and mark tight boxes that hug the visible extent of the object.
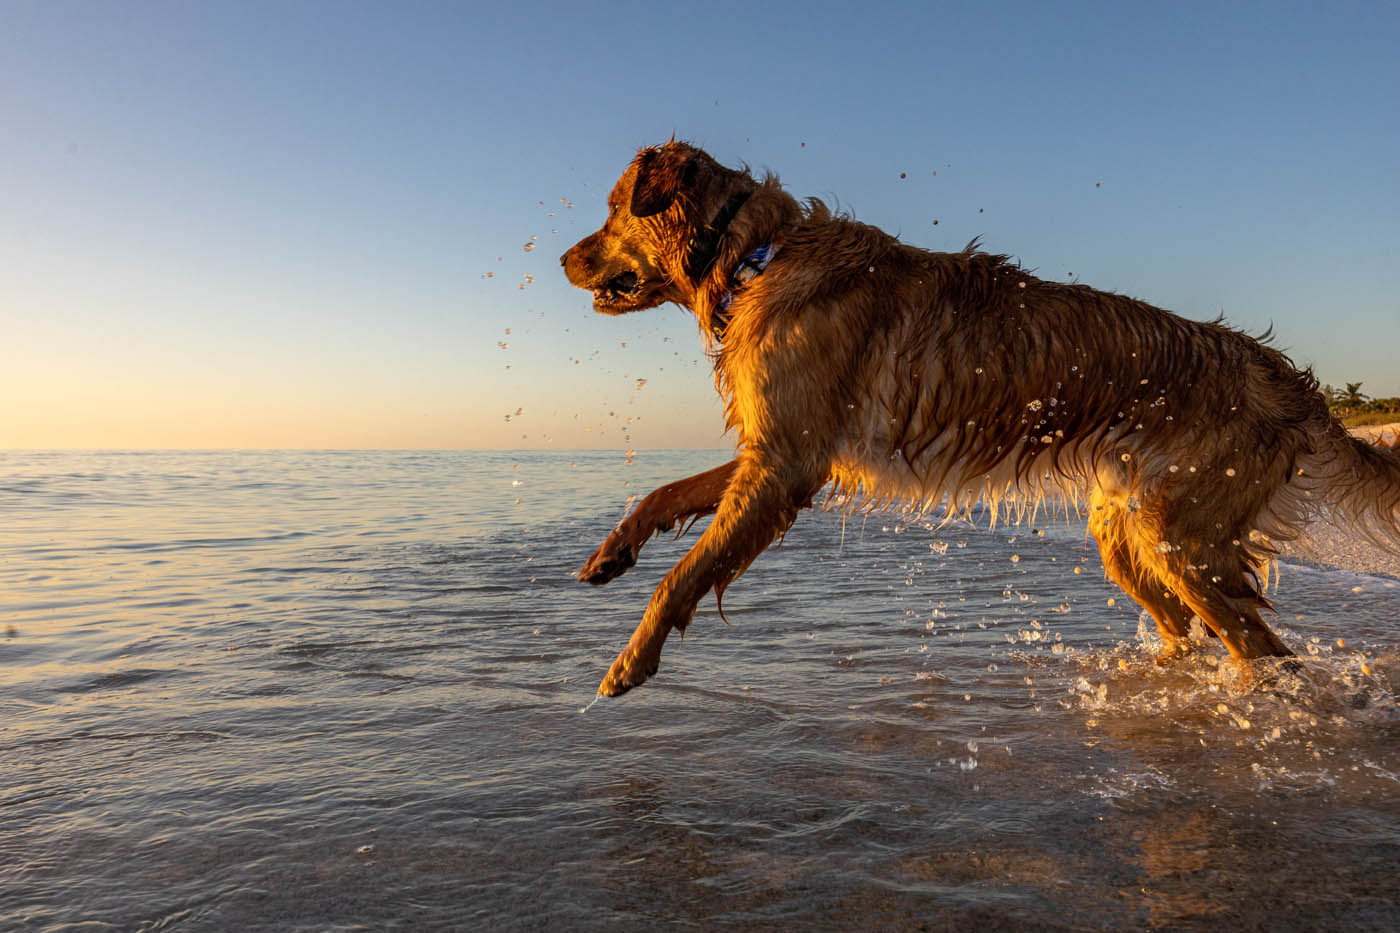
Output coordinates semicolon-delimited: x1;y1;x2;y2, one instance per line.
2;0;1396;449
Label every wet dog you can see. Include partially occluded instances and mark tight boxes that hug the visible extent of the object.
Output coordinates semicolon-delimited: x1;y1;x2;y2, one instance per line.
562;141;1400;697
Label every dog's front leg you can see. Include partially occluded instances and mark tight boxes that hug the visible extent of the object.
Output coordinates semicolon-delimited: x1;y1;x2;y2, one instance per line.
578;459;738;585
597;455;822;696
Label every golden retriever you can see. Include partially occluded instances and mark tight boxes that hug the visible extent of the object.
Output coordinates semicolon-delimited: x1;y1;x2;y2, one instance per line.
562;141;1400;697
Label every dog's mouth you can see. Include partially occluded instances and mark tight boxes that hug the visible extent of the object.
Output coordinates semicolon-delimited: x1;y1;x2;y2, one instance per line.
592;270;645;311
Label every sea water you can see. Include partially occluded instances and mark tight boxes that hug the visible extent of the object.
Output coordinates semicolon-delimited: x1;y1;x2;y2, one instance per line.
2;449;1398;929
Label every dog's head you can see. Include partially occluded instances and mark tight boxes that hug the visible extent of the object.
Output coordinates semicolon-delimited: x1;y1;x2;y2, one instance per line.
561;142;747;314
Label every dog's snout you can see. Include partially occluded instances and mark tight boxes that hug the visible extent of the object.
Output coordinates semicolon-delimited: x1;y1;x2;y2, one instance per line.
561;236;604;288
561;244;586;285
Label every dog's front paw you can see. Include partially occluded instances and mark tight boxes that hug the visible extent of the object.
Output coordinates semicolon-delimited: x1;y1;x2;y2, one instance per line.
597;644;661;697
578;538;637;585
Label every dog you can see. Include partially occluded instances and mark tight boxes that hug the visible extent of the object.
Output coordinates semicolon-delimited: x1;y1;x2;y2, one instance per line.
561;141;1400;698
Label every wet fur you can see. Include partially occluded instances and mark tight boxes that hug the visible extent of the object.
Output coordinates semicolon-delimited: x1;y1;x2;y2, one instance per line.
563;141;1400;697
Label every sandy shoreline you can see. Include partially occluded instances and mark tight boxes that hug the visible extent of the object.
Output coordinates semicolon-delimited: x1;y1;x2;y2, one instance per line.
1348;421;1400;442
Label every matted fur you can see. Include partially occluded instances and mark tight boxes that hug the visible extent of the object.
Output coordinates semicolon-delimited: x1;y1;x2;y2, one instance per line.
563;141;1400;698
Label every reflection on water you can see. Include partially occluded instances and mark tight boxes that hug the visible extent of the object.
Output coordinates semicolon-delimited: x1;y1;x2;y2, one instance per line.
1;450;1398;928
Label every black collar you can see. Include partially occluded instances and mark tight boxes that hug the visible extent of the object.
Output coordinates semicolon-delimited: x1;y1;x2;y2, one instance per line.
710;238;781;342
682;191;752;284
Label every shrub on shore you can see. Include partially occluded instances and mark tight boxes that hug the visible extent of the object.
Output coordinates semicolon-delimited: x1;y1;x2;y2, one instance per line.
1322;382;1400;427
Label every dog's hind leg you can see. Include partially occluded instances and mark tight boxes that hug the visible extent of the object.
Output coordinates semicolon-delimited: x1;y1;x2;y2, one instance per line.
597;454;823;697
579;460;738;585
1157;545;1292;661
1089;495;1199;659
1123;488;1293;661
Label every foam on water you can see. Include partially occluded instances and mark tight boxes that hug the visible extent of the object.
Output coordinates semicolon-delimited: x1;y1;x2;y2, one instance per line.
1050;612;1400;796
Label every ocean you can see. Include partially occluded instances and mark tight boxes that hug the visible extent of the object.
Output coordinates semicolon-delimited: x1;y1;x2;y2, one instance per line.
2;449;1398;929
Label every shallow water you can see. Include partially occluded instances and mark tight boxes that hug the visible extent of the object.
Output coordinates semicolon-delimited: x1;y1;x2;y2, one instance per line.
2;450;1398;930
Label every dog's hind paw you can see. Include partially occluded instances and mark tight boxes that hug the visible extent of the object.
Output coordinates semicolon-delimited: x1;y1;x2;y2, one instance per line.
1154;636;1197;665
578;541;636;585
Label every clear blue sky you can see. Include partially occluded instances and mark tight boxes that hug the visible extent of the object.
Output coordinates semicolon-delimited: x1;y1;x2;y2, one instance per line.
2;0;1396;448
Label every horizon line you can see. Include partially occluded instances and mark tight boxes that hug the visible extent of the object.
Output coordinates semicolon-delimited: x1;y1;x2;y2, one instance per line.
0;446;735;453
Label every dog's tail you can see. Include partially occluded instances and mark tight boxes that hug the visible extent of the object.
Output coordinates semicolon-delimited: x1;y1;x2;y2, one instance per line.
1306;424;1400;551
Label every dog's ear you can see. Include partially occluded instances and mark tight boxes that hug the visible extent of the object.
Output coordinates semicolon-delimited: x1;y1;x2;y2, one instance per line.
630;146;700;218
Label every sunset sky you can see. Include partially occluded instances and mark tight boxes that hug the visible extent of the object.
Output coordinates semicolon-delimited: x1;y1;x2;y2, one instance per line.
3;1;1397;449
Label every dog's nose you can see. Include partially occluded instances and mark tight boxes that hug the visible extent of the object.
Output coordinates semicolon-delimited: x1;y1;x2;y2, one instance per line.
559;251;568;267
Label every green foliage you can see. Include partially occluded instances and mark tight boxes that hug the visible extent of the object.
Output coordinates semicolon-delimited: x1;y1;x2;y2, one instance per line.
1340;408;1400;428
1328;381;1400;424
